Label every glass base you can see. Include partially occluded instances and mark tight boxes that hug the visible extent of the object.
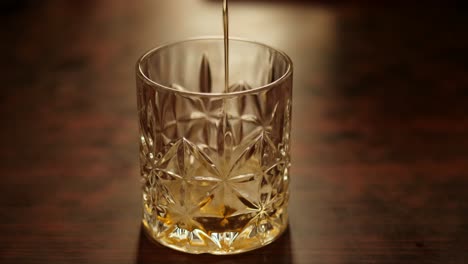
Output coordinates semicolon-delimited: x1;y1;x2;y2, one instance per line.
142;213;288;255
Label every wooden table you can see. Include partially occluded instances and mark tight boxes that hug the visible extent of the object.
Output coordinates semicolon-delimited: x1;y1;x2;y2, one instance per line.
1;1;467;263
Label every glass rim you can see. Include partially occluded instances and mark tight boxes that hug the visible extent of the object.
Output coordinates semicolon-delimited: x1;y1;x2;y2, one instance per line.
136;36;293;98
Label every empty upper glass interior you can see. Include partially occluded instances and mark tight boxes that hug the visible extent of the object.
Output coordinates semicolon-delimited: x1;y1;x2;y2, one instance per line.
138;38;291;95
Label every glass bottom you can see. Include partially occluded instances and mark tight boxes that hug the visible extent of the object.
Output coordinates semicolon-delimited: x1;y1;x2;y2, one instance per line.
142;212;288;255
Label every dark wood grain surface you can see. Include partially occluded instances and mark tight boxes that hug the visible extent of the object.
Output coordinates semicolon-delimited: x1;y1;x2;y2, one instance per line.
1;1;468;263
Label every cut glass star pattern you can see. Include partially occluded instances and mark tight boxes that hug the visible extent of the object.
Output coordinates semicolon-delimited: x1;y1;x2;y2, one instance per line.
138;57;292;254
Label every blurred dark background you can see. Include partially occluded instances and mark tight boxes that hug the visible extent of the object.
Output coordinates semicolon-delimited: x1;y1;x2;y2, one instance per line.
1;1;468;263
